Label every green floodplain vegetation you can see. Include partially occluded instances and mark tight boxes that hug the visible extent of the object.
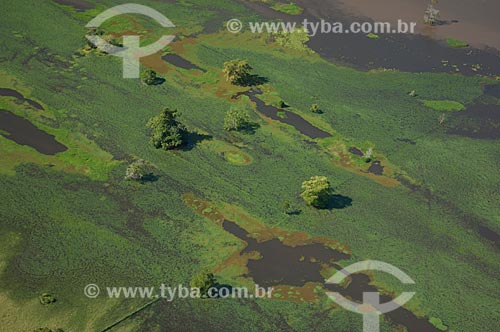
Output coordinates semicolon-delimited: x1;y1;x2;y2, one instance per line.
446;38;469;49
0;0;499;331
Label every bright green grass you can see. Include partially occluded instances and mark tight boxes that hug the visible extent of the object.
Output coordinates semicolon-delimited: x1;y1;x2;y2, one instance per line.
430;317;449;331
271;2;304;15
422;99;466;111
224;151;252;165
446;38;469;48
366;33;380;40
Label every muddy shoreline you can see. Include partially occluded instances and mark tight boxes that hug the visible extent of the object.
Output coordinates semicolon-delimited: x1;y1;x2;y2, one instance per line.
223;219;438;332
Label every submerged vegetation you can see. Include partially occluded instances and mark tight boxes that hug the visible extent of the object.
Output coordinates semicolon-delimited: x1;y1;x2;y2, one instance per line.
271;2;304;15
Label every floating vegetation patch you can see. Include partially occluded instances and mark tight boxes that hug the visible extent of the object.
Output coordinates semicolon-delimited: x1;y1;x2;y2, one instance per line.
421;100;466;112
271;2;304;15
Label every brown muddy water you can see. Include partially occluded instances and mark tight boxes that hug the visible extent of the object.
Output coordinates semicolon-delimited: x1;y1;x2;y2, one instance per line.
238;0;500;76
223;219;437;332
161;54;205;71
338;0;500;52
222;220;348;287
0;110;67;155
368;161;385;175
240;90;331;139
0;88;44;110
52;0;93;11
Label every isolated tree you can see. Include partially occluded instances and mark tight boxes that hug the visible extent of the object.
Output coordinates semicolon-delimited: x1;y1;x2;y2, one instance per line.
223;59;252;85
141;69;157;85
147;108;187;150
300;176;333;208
282;201;292;215
364;147;374;163
224;109;251;131
310;104;322;114
190;270;218;298
281;200;300;215
278;100;288;108
39;293;56;305
125;159;150;181
438;113;446;126
424;2;440;25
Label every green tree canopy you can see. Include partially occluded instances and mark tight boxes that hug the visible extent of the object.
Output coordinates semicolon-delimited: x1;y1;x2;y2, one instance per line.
224;109;251;131
223;59;253;86
309;104;322;114
190;270;218;298
273;28;311;53
300;176;333;208
125;159;151;181
141;69;157;85
147;108;187;150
